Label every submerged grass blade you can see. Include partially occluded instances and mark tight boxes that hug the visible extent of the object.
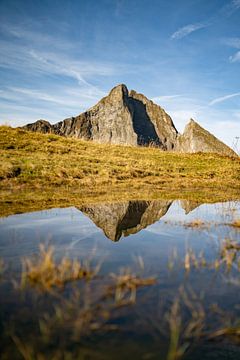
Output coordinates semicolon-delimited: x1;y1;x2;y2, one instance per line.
21;244;98;290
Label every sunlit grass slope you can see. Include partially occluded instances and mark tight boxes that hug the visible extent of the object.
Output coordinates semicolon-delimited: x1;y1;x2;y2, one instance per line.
0;125;240;216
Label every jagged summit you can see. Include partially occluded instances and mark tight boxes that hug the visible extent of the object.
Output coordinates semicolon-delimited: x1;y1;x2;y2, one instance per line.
188;118;197;126
22;85;237;156
109;83;128;97
176;118;236;157
23;84;178;150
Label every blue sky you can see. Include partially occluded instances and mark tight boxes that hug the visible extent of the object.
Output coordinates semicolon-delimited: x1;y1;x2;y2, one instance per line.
0;0;240;147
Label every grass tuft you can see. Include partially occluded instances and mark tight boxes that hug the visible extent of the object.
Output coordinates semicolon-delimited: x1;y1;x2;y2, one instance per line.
110;268;156;304
184;219;205;228
230;219;240;228
21;244;98;290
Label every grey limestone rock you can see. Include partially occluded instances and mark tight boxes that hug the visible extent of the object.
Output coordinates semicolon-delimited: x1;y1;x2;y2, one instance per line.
128;90;178;150
22;84;178;149
23;119;53;134
22;85;237;156
54;84;138;145
175;119;236;157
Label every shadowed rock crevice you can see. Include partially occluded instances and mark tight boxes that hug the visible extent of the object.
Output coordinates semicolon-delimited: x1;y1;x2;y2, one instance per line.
114;201;149;240
127;97;162;146
129;89;178;150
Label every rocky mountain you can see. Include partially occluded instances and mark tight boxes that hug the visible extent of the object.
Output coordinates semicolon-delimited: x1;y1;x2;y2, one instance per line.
175;119;236;156
22;84;178;150
23;84;236;156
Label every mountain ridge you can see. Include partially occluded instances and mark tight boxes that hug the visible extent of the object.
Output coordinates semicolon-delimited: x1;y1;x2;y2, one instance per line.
22;84;237;157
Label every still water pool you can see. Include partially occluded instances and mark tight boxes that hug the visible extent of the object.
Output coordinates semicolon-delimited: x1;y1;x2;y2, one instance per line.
0;199;240;359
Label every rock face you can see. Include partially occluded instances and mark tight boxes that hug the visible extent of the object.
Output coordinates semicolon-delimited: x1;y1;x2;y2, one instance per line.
23;85;237;155
23;84;178;150
54;85;138;146
128;90;178;149
79;200;172;241
176;119;236;157
23;119;53;134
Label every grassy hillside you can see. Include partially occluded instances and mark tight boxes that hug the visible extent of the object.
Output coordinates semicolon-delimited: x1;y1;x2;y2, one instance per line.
0;125;240;216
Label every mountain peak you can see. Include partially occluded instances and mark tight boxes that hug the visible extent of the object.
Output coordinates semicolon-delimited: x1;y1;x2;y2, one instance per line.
176;118;237;157
108;83;128;98
188;118;197;125
22;84;237;156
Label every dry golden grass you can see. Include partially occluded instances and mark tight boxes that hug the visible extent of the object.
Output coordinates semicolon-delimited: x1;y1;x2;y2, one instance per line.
110;269;156;304
230;219;240;228
184;249;207;271
168;240;240;273
166;287;205;360
1;241;240;359
0;125;240;216
184;219;205;228
220;240;240;270
21;244;98;290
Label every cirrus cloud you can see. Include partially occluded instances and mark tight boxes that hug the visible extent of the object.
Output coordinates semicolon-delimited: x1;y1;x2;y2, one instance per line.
171;23;207;40
229;51;240;63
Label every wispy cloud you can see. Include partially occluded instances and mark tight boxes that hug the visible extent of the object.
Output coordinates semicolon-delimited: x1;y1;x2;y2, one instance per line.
10;47;115;88
0;38;116;100
0;84;110;126
218;0;240;16
209;93;240;106
6;87;88;108
0;21;119;97
0;23;73;51
0;18;139;126
229;51;240;62
222;35;240;63
171;23;207;40
10;86;108;106
233;0;240;8
222;37;240;49
28;50;115;85
222;37;240;63
171;0;240;41
151;95;182;102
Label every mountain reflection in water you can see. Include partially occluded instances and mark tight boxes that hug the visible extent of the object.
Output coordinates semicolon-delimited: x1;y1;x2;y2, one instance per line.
0;199;240;360
79;200;202;241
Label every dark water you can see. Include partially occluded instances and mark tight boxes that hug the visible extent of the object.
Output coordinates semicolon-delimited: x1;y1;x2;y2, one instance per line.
0;199;240;359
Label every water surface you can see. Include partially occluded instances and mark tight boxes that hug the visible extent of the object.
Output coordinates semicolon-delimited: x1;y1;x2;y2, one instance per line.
0;199;240;359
